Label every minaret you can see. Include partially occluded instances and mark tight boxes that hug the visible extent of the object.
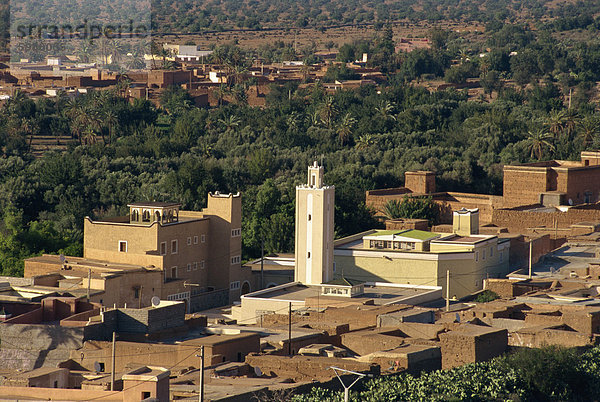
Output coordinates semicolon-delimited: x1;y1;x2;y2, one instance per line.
295;161;335;285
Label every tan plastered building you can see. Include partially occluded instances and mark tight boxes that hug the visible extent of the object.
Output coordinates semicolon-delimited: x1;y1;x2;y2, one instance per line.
333;209;511;298
25;193;252;307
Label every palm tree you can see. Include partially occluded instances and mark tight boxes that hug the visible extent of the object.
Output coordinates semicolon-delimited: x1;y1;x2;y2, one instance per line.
577;115;600;149
356;133;375;149
382;199;403;220
215;84;229;106
319;96;337;128
103;109;119;144
287;112;301;133
336;113;356;145
218;114;241;132
375;100;396;122
546;109;567;138
525;128;555;161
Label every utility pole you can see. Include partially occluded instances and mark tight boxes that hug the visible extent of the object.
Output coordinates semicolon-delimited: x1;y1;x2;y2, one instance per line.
260;231;265;290
529;239;533;279
446;270;450;312
196;346;205;402
330;367;367;402
288;302;292;356
87;268;91;302
111;332;116;391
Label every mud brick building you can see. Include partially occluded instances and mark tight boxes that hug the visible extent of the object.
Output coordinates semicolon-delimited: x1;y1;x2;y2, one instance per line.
438;325;508;369
503;151;600;208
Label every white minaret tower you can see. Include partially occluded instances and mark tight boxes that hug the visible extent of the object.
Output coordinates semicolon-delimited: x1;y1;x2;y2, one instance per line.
295;161;335;285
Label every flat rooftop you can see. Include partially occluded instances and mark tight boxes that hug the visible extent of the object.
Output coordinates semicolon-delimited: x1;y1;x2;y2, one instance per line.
245;283;438;305
127;201;181;208
434;235;489;244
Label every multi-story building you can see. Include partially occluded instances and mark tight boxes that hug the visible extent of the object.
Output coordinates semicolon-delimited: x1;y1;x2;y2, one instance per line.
333;209;511;298
25;192;252;309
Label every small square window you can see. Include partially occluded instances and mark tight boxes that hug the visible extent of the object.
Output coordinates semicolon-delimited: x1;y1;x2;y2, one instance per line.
193;262;198;270
187;263;191;272
193;236;198;244
201;234;206;243
160;242;167;255
171;240;178;254
119;241;127;252
171;266;177;278
187;237;192;246
200;260;205;269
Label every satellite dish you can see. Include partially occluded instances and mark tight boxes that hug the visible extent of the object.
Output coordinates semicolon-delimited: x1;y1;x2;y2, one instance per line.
93;361;101;373
455;313;461;323
59;254;66;264
151;296;161;307
568;199;573;206
254;367;263;377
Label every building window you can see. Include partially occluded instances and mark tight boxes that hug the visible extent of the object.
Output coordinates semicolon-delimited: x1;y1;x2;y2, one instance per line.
193;236;198;244
231;228;241;237
475;251;479;262
200;260;205;269
171;266;177;278
160;242;167;255
490;247;493;257
187;263;192;272
193;262;198;270
134;287;140;299
201;234;206;243
308;214;311;221
231;255;241;265
483;250;486;260
119;241;127;252
171;240;178;254
230;281;240;290
307;251;311;258
187;237;192;246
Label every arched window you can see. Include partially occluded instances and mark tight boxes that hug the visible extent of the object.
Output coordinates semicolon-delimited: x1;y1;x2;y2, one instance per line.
131;209;139;222
155;211;161;222
142;210;150;222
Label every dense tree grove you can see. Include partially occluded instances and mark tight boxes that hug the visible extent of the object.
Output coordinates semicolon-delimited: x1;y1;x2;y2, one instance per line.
2;18;600;277
293;345;600;401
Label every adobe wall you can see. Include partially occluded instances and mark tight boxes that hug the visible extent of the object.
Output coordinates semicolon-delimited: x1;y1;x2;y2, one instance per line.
439;326;507;369
492;205;600;233
503;167;550;208
244;354;379;381
365;187;412;214
0;324;88;370
509;328;596;348
0;386;122;401
340;331;406;355
366;344;442;374
365;190;501;224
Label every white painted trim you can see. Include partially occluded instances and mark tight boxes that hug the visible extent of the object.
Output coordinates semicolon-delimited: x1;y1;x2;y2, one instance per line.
241;281;302;299
334;249;474;261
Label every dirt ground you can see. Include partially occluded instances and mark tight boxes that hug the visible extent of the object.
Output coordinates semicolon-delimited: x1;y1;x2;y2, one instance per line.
157;20;485;51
